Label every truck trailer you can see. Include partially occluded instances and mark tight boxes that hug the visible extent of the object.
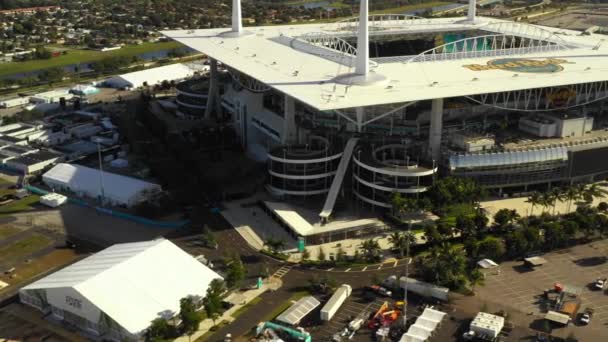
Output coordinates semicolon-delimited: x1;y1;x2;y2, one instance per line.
320;284;352;321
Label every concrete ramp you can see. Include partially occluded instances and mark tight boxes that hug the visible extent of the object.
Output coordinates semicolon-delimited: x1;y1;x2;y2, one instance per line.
319;138;358;222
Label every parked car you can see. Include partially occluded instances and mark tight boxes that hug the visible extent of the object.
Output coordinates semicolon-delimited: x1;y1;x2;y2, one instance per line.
594;278;607;290
369;285;392;297
580;308;594;325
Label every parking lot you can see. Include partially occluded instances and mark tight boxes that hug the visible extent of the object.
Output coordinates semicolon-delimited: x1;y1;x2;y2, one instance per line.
477;239;608;339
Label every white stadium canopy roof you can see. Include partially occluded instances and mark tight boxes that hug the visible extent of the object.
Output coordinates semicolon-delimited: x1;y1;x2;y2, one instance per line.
105;63;208;89
43;163;161;206
163;16;608;111
21;239;222;335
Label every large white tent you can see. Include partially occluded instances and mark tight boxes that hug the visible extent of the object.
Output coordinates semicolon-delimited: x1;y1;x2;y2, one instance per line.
104;63;208;89
20;239;222;341
42;163;161;206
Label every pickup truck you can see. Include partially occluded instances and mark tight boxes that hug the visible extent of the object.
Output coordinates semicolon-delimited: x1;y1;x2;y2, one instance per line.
369;285;392;297
594;278;607;290
580;308;594;325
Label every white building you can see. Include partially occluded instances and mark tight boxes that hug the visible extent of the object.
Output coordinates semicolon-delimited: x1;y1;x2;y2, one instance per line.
104;63;208;89
519;113;594;138
5;150;62;174
29;89;73;104
42;163;162;207
20;238;223;341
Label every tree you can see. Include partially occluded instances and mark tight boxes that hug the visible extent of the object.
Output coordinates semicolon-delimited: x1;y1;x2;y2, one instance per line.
264;237;285;254
424;225;443;246
179;296;203;338
203;279;224;318
388;232;406;258
427;177;486;209
474;209;489;229
493;209;519;231
359;239;381;262
543;222;568;250
456;214;477;240
526;192;542;216
598;202;608;212
148;317;174;341
225;256;246;288
477;236;506;261
318;246;326;261
469;269;484;294
584;183;608;204
563;185;581;213
416;242;467;289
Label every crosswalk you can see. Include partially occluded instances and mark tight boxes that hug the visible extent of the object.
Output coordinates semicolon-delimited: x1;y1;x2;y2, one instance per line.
271;265;291;279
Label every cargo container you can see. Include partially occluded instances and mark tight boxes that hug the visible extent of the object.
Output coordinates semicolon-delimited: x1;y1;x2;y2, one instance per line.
320;284;352;321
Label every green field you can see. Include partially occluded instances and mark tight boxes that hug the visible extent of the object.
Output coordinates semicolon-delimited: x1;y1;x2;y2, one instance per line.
0;41;183;78
371;1;451;14
0;233;53;265
0;226;22;240
0;195;40;214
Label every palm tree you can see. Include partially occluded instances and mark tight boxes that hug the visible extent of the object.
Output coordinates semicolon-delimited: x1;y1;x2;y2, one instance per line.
526;192;542;216
563;185;581;213
550;187;564;215
585;183;608;204
359;239;382;262
388;232;405;258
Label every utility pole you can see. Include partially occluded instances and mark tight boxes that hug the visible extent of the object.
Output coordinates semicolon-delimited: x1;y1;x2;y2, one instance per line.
97;142;105;205
402;220;412;328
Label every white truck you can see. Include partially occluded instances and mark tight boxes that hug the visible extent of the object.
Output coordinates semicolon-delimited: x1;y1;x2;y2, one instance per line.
594;278;607;290
321;284;352;321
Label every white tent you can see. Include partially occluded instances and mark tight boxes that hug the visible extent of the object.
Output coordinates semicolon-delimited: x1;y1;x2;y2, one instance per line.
104;63;208;89
420;307;447;323
20;238;222;340
477;259;499;269
43;163;161;206
276;296;320;326
414;316;439;331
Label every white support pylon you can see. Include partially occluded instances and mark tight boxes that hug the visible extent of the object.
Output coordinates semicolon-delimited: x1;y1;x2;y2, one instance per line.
355;0;369;76
467;0;476;23
232;0;242;33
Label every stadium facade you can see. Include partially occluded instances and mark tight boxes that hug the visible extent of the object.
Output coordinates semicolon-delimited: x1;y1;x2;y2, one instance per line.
163;0;608;222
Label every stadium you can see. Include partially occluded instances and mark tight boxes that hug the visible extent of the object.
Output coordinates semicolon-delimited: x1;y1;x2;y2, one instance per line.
163;0;608;241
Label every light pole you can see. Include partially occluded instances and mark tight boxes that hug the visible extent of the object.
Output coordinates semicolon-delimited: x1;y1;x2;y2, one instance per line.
97;142;105;205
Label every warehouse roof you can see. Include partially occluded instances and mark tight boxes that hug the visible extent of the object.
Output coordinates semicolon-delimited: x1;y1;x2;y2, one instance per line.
22;238;223;335
42;163;161;204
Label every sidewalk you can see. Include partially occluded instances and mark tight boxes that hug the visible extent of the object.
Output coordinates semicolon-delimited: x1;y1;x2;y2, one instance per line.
174;277;283;342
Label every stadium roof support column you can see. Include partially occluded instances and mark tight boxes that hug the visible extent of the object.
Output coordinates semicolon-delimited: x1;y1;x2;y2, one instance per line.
429;98;444;162
205;58;221;119
467;0;476;22
283;95;297;144
232;0;243;33
355;0;369;76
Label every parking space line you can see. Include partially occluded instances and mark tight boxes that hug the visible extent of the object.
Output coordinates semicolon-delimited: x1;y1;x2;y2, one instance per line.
362;266;367;271
344;268;351;272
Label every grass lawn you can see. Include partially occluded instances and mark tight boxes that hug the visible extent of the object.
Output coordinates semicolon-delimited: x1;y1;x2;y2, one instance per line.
439;203;477;226
0;226;22;241
0;195;40;214
0;249;77;296
0;233;54;266
371;1;451;15
0;41;183;78
231;297;263;319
